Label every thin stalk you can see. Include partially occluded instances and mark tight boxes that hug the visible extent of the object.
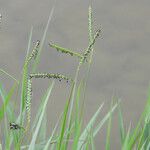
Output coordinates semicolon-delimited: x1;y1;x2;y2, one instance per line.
0;69;19;84
67;62;82;128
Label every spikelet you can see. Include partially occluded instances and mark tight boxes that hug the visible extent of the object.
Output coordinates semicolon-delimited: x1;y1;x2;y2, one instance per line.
23;41;39;113
25;78;32;132
22;62;28;112
80;29;101;64
27;40;40;63
88;6;93;44
49;42;83;59
88;6;94;64
30;73;73;82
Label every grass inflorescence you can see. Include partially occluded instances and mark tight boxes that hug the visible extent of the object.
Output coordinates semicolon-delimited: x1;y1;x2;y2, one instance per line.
49;42;83;59
81;29;101;64
25;78;32;132
30;73;73;82
27;40;40;63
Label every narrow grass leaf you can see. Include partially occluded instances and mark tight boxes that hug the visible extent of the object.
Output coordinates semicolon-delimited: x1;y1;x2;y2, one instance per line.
93;102;118;137
0;82;15;121
19;27;33;126
105;101;113;150
44;113;63;150
0;83;17;121
57;99;70;150
146;139;150;150
65;83;82;150
77;103;104;150
28;81;54;150
118;103;125;145
0;68;19;84
0;82;17;149
139;138;148;150
31;97;45;131
122;124;131;150
72;84;82;150
37;111;47;142
26;26;33;59
90;133;95;150
128;87;150;148
20;64;28;127
137;123;147;149
32;6;55;72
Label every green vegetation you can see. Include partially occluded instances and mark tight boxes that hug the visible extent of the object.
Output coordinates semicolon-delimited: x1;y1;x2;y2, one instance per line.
0;6;150;150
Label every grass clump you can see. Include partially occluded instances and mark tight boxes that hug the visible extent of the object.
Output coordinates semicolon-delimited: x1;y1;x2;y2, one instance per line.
0;5;150;150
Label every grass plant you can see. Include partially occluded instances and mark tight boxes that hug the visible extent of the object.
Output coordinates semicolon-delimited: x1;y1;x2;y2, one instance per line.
0;5;150;150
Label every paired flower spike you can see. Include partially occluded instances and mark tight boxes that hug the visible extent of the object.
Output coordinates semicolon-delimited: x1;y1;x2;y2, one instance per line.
49;29;101;64
23;6;100;133
81;29;101;63
25;40;73;132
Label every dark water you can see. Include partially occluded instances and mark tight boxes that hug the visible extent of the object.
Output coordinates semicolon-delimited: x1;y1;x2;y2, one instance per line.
1;0;150;149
